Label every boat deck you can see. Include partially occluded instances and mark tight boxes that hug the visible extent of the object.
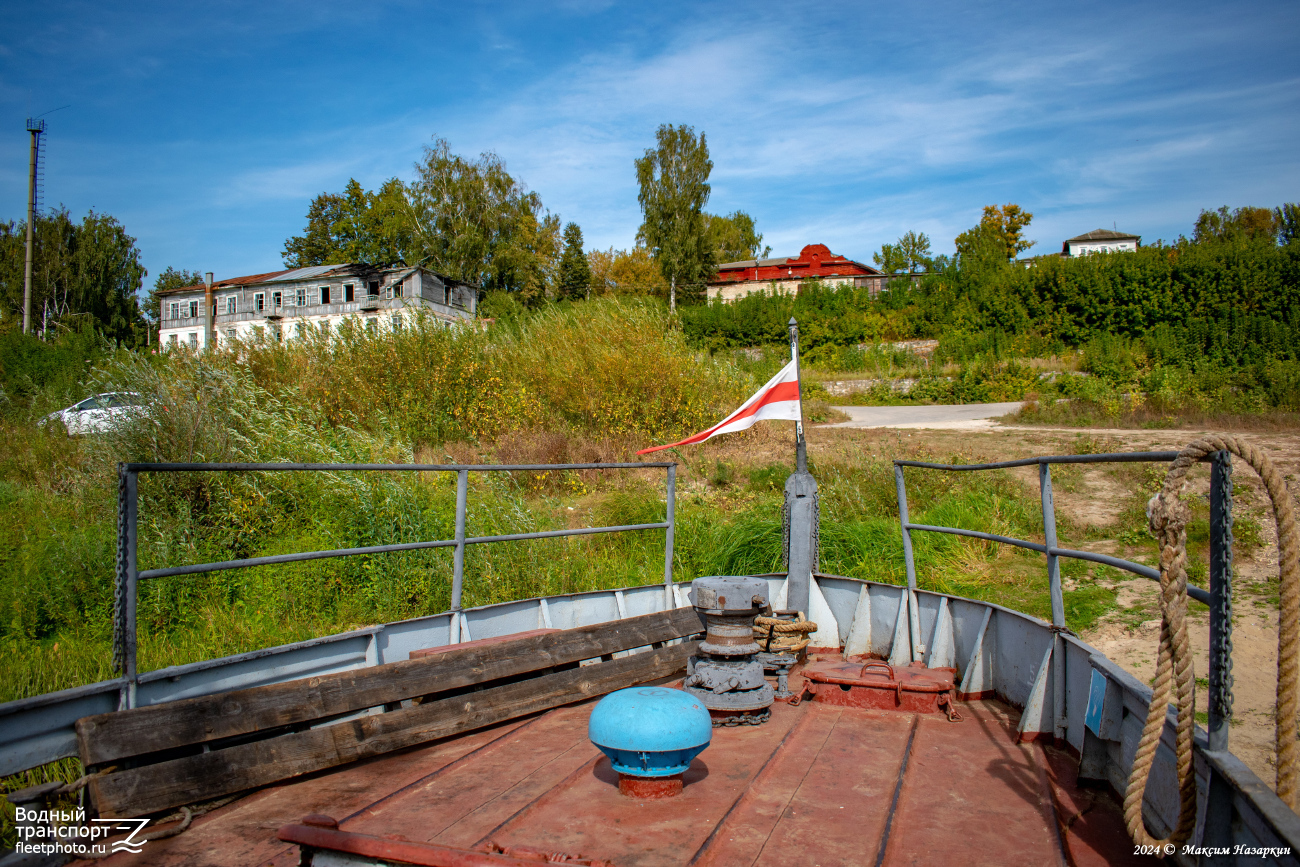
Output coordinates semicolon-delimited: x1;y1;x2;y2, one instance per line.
77;663;1147;867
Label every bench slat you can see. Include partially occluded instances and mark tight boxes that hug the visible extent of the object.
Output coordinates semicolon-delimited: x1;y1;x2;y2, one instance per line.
88;640;697;818
77;607;700;767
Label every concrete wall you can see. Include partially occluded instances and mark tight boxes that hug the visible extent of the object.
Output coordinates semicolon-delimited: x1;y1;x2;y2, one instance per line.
705;276;858;302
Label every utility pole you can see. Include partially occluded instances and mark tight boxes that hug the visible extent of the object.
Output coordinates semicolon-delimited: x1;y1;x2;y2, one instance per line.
23;119;45;335
203;271;214;351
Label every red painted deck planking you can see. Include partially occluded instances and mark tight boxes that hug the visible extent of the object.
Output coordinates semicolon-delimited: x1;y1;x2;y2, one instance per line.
73;657;1149;867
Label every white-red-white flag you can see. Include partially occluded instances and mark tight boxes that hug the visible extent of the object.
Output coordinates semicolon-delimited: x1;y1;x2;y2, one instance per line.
637;359;802;455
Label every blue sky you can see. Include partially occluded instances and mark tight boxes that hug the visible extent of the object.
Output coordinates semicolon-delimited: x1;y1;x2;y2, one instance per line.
2;1;1297;287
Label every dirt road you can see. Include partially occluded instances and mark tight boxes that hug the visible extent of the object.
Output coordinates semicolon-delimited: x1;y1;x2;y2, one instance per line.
829;402;1024;429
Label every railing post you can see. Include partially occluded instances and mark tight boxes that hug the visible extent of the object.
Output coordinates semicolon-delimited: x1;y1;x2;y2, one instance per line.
1208;450;1234;749
1040;462;1065;628
895;464;923;661
1040;462;1067;741
1204;450;1236;862
895;464;917;592
664;464;676;610
450;469;468;611
115;466;139;710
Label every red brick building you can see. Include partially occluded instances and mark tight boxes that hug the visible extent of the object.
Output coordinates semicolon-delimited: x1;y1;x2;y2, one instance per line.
706;244;884;302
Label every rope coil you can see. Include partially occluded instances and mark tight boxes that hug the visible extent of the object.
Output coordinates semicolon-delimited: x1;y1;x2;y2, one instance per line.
1124;435;1299;847
754;614;817;654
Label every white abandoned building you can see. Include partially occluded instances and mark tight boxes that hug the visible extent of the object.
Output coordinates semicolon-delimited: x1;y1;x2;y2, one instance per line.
156;264;479;350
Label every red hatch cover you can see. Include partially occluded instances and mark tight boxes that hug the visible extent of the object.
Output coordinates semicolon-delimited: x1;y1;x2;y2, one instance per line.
802;659;960;717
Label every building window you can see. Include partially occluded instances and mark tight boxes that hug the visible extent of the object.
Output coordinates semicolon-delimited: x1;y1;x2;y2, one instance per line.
254;293;265;312
367;281;379;298
168;334;178;346
252;325;264;343
295;322;305;339
320;285;331;304
225;296;237;314
188;300;199;318
296;288;307;306
273;326;282;343
320;320;331;336
188;332;199;347
343;283;354;302
391;279;403;298
272;291;282;309
391;314;402;331
366;317;378;333
169;302;180;320
226;328;237;342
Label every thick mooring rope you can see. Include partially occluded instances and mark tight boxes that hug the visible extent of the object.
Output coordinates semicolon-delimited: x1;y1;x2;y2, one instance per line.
754;615;818;654
1124;435;1299;847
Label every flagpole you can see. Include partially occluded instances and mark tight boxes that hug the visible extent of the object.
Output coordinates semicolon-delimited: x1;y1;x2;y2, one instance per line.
788;317;807;473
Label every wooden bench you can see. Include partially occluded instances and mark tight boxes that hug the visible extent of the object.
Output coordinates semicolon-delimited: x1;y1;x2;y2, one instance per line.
75;607;703;819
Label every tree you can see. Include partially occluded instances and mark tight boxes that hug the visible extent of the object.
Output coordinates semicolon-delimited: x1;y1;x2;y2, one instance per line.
873;230;932;274
1277;203;1300;246
587;246;667;296
282;138;562;304
635;124;713;310
407;138;560;303
557;222;591;300
705;211;769;263
955;204;1035;262
283;178;416;267
1194;206;1282;244
0;208;145;345
146;267;203;325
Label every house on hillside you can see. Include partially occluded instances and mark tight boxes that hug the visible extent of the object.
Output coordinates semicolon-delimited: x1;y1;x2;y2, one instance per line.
706;244;885;302
157;264;478;350
1062;229;1140;257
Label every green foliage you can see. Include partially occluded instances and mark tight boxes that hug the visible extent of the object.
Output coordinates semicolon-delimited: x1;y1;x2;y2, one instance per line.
146;266;203;325
409;138;560;301
955;204;1035;262
557;222;591;301
635;124;714;308
500;299;746;441
873;230;932;274
1278;203;1300;246
1194;205;1284;244
282;139;562;304
282;178;415;267
0;323;110;411
705;211;768;263
0;209;146;346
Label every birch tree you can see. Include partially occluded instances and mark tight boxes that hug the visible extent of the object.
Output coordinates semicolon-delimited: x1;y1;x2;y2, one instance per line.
635;124;713;310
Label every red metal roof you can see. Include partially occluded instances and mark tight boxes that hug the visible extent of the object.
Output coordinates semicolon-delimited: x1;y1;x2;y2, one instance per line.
711;244;881;285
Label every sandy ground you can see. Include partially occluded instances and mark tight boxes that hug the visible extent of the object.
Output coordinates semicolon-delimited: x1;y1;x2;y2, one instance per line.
815;416;1300;787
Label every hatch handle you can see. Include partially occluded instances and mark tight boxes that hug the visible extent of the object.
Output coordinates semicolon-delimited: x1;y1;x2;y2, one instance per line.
859;661;896;682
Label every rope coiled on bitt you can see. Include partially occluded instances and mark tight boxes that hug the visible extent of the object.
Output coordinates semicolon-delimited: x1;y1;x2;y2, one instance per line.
754;615;817;654
1124;434;1299;848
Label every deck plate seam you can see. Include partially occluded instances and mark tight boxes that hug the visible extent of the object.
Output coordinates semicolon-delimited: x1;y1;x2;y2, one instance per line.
686;703;814;867
873;714;919;867
751;707;843;867
336;714;545;827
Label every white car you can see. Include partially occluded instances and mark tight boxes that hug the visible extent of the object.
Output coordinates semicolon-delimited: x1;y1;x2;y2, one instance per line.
41;392;148;435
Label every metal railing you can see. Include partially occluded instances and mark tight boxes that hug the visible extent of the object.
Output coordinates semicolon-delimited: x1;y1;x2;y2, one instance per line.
894;450;1233;755
114;460;677;710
